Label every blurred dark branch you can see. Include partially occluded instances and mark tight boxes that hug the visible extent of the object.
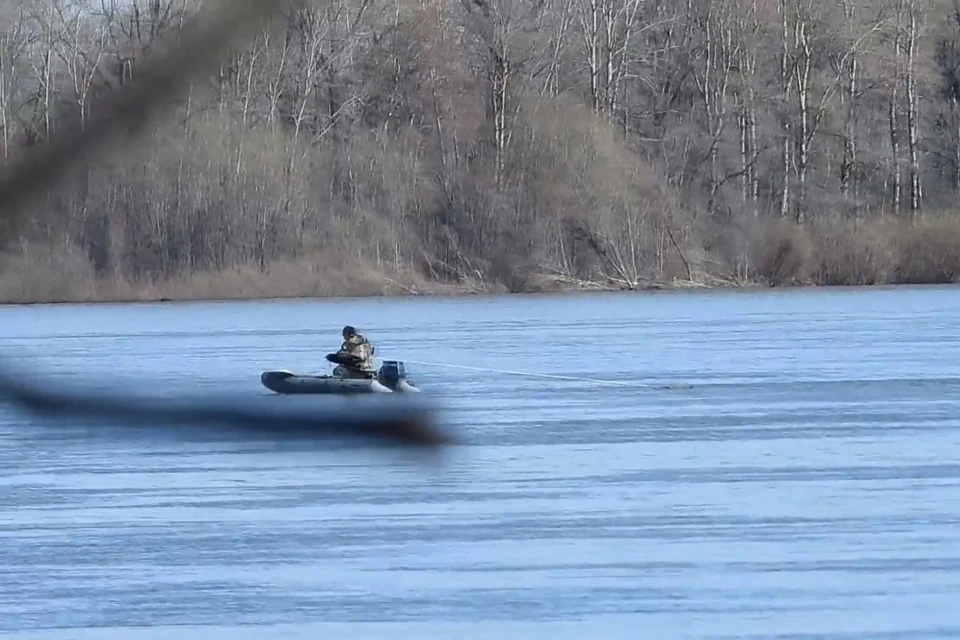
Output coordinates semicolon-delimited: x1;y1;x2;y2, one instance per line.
0;0;284;233
0;361;450;447
0;0;451;451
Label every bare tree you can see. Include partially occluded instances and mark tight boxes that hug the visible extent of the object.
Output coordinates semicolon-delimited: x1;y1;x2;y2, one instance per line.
904;0;926;213
0;2;33;159
461;0;543;186
733;0;762;214
574;0;645;115
935;0;960;192
691;0;740;212
50;0;110;129
778;0;792;218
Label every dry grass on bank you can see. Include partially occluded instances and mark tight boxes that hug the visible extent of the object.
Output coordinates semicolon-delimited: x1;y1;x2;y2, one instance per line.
0;244;467;305
747;213;960;287
1;212;959;305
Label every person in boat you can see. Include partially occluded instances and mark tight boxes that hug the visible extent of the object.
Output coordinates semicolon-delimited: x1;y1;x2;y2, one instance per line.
327;325;376;379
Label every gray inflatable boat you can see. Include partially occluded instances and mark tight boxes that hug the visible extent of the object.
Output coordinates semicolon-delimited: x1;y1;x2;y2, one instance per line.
261;360;420;395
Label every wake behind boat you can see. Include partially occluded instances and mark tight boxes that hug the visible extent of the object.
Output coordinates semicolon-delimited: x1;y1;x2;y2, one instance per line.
261;360;420;395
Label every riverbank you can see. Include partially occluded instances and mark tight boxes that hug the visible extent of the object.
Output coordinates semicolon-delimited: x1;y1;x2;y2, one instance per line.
0;258;950;307
10;0;960;309
0;259;728;306
2;214;959;306
2;272;957;307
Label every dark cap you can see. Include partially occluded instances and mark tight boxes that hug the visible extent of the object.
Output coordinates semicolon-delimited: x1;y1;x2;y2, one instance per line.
342;325;356;336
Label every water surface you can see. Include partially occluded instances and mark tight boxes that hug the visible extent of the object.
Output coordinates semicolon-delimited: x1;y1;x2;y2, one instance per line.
1;286;959;639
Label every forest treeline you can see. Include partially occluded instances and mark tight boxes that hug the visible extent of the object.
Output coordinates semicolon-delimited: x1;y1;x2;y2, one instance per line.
1;0;960;303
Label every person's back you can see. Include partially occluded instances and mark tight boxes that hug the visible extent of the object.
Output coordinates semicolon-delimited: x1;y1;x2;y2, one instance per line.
333;325;375;378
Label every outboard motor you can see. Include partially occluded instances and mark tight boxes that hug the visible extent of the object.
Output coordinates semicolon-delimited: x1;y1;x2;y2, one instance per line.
378;360;407;390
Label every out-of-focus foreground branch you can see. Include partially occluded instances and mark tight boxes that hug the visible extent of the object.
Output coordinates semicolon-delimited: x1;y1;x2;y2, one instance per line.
0;0;451;450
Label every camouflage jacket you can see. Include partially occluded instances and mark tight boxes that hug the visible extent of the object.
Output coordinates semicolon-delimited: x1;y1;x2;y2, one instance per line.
338;333;375;370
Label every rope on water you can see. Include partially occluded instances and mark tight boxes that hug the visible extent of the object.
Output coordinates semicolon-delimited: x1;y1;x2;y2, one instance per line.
400;360;641;388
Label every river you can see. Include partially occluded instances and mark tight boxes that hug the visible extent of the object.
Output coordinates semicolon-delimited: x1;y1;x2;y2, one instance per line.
1;286;959;639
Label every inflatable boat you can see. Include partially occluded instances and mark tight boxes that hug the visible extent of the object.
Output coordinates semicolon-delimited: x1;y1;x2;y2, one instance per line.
261;360;420;395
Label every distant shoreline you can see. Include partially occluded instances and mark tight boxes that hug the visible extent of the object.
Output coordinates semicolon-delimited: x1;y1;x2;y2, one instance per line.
1;277;954;308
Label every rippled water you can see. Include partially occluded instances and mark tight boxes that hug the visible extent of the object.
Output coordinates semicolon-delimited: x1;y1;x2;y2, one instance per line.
2;286;960;639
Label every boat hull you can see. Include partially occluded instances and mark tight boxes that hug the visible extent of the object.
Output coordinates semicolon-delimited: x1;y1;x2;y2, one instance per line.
261;369;420;395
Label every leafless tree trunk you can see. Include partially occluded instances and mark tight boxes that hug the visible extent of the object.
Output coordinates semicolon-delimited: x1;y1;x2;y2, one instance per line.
905;0;924;214
462;0;540;187
235;40;262;178
263;23;289;126
838;0;859;209
538;0;575;98
575;0;643;115
734;0;761;215
0;7;31;160
779;0;792;218
693;0;740;212
51;0;109;130
888;0;904;216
